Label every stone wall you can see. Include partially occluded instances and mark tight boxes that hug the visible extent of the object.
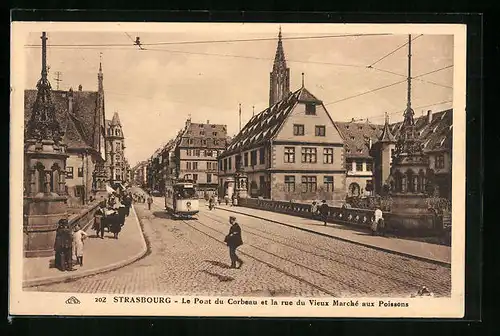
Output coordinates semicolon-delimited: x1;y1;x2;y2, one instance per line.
68;201;101;231
238;198;442;237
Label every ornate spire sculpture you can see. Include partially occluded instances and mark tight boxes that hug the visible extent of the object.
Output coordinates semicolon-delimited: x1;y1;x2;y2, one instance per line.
269;27;290;106
25;32;64;144
379;112;396;143
394;34;423;158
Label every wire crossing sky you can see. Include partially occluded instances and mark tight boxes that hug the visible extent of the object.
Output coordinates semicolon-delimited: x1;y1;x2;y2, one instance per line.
24;28;454;166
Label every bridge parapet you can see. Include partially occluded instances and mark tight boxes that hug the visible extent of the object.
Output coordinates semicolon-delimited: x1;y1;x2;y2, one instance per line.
238;198;443;237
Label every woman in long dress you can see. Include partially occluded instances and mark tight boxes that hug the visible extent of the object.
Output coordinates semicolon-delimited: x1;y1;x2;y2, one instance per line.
72;224;88;267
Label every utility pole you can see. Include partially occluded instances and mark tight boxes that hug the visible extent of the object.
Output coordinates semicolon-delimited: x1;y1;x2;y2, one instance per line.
239;103;242;132
54;71;62;90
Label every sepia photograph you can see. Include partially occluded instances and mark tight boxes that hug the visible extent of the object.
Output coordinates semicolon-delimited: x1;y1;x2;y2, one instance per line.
10;22;466;317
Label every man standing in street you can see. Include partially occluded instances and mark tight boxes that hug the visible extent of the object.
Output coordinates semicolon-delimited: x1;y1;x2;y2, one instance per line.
319;200;330;226
224;216;244;269
147;194;153;210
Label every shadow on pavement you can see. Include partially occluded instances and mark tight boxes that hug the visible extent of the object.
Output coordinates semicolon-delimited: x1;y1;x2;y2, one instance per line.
201;270;234;282
204;260;231;269
152;211;171;219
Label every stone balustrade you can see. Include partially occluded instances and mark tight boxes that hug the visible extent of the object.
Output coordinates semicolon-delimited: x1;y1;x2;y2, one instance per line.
68;201;101;231
238;198;442;237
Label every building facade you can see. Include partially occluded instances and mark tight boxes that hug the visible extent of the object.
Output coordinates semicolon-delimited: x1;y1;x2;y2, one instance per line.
218;29;346;203
174;119;228;198
105;112;127;189
335;109;452;200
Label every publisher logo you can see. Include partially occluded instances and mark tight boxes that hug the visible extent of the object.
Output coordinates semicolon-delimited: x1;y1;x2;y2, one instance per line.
65;296;81;304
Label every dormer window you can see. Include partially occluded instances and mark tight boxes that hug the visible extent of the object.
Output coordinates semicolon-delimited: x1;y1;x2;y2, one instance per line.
305;103;316;115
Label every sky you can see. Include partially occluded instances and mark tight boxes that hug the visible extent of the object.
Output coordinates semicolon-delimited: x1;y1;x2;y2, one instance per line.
23;25;454;167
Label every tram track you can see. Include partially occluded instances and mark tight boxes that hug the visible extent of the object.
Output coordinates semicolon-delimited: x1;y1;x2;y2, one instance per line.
200;210;450;294
148;202;449;296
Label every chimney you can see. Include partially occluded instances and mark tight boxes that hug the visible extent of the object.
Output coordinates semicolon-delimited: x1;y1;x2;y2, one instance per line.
78;84;82;91
427;110;432;124
207;120;210;124
185;117;191;128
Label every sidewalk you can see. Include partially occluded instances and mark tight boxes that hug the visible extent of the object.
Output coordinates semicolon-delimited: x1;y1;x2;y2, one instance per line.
23;205;148;288
215;205;451;266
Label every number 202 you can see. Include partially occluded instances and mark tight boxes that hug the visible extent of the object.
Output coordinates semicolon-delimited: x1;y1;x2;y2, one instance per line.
95;297;106;303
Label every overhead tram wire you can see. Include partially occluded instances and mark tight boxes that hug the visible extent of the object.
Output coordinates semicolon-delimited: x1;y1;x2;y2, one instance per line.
24;33;392;48
324;64;454;107
367;34;423;68
368;66;453;89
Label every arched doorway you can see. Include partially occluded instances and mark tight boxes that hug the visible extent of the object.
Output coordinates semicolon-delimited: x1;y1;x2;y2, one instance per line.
348;183;360;197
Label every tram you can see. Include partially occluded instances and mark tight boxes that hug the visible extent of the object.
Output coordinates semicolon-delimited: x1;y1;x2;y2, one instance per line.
164;178;199;219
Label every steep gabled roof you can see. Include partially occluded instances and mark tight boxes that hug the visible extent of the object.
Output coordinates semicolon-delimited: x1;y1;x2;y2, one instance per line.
336;109;453;159
177;121;228;149
222;86;320;157
335;120;383;158
24;89;100;152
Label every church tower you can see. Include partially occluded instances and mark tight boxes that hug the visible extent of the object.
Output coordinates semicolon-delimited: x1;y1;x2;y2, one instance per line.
269;27;290;107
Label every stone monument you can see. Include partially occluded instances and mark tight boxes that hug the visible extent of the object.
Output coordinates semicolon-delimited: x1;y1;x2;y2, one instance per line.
23;32;69;257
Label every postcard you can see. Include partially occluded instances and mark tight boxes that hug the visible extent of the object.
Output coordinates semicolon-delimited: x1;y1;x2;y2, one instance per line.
10;21;466;317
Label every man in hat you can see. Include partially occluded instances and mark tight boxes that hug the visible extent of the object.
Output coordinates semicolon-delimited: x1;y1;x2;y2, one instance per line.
224;216;244;269
319;200;330;226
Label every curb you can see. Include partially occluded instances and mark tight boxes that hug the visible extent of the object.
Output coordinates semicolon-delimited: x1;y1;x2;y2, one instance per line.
23;205;148;288
215;206;451;268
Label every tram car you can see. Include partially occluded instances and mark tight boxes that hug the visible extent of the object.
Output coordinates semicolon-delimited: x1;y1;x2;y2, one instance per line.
164;179;199;219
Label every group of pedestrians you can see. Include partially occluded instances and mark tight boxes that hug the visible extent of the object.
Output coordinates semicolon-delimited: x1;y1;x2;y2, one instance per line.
311;200;386;235
53;219;88;272
93;192;133;239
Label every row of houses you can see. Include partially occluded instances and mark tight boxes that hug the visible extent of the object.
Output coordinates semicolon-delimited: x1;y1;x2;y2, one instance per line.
24;61;131;206
140;29;452;203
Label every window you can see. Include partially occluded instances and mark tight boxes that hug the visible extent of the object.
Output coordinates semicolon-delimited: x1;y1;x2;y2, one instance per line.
115;142;121;152
305;103;316;115
435;154;445;169
235;155;242;169
244;152;249;166
66;167;74;179
355;160;363;171
199;124;204;128
223;159;227;171
186;162;192;170
207;173;212;183
194;149;200;156
213;132;218;136
228;157;232;170
301;176;317;193
250;150;257;166
293;124;305;136
193;162;198;170
323;148;334;164
366;161;373;172
192;174;198;182
346;160;351;171
219;161;223;171
315;125;326;136
284;147;295;163
188;139;194;145
301;147;317;163
206;150;213;157
78;167;83;177
200;131;205;135
259;148;265;164
324;176;334;192
284;176;295;192
75;185;84;197
185;174;192;180
214;140;219;146
201;139;207;146
115;154;120;162
187;149;192;156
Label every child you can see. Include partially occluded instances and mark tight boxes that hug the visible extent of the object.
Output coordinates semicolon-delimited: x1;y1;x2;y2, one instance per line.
72;224;88;267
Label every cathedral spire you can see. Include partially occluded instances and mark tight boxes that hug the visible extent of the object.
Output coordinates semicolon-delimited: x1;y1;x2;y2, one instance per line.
98;52;104;93
25;32;63;144
269;27;290;107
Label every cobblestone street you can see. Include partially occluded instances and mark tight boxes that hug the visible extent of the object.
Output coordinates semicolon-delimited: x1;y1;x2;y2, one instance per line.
27;198;451;297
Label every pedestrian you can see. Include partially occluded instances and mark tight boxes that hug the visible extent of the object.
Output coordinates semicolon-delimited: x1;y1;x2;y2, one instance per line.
72;224;88;267
109;213;122;239
311;201;318;219
147;194;153;210
319;200;329;226
224;194;229;205
371;207;384;236
122;194;131;216
54;219;66;271
60;219;75;271
224;216;244;269
208;195;215;210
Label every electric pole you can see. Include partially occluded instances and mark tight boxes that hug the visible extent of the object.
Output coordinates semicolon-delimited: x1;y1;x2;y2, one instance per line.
54;71;62;90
